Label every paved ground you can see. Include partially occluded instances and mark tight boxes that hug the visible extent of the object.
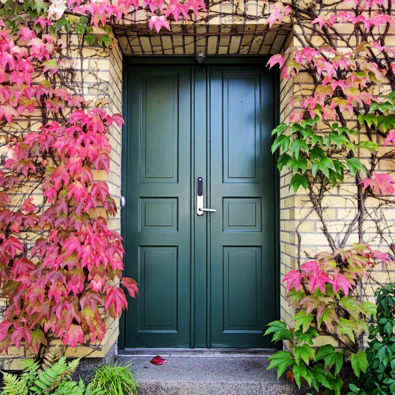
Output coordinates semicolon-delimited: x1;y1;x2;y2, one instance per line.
118;350;296;395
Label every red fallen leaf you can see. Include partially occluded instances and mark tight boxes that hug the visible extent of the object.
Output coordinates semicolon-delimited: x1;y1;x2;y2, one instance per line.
286;370;294;383
150;355;167;365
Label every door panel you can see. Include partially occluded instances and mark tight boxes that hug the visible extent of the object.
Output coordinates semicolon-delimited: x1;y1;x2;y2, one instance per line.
124;66;191;348
210;66;276;347
124;63;276;349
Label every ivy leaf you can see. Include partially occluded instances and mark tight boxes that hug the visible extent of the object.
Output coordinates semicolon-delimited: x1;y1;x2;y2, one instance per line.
340;296;364;320
272;135;290;153
311;363;333;390
35;1;48;14
289;173;308;192
84;35;96;45
346;158;366;177
271;123;288;137
358;141;378;152
311;135;323;147
294;343;315;365
98;35;111;47
288;158;308;175
290;139;308;160
315;344;344;375
29;329;47;355
294;327;319;345
264;321;293;342
287;288;306;306
277;153;290;172
293;311;314;333
350;351;368;378
362;113;378;128
331;376;344;395
267;351;295;379
378;114;395;132
362;302;377;317
293;363;312;387
325;132;349;149
62;325;84;348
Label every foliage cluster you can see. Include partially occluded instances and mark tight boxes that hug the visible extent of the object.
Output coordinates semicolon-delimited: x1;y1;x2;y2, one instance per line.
0;355;138;395
266;244;388;394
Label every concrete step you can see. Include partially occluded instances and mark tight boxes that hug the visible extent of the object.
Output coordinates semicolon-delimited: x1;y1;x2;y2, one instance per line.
118;350;296;395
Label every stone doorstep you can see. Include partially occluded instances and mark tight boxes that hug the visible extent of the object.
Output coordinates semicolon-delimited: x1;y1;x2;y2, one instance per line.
118;350;296;395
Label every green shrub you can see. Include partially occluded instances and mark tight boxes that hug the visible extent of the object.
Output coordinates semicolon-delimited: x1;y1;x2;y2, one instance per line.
88;362;138;395
357;283;395;395
0;356;102;395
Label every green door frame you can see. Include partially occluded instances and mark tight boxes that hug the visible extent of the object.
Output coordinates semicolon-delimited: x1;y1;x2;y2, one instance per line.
119;56;281;350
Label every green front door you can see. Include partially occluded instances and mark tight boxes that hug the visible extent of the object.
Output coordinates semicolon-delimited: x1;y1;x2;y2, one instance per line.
122;63;277;349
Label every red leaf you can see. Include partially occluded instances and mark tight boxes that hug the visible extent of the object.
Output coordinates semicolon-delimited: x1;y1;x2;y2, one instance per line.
105;287;127;318
308;270;332;293
11;257;34;277
31;238;47;257
121;277;139;298
52;166;70;189
63;235;82;257
331;271;353;295
150;355;167;365
0;237;23;258
91;181;110;203
0;321;12;342
80;290;103;312
62;324;84;348
282;270;303;292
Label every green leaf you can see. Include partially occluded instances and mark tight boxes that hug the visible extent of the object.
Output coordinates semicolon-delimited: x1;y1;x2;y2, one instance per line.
363;113;379;128
294;327;319;345
350;351;368;378
98;35;111;47
294;343;315;365
264;321;293;342
325;132;349;149
358;141;378;152
272;135;290;154
311;135;323;147
293;363;312;387
271;123;288;137
289;173;308;193
267;351;295;379
362;302;376;317
288;158;308;175
35;1;48;13
290;139;308;160
315;344;344;375
277;153;290;172
293;311;314;333
346;158;366;177
378;114;395;132
330;376;344;395
311;363;333;390
84;35;96;45
340;296;364;319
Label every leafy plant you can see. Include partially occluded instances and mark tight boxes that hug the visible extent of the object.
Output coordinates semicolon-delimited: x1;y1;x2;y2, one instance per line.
88;362;138;395
265;244;385;394
358;284;395;395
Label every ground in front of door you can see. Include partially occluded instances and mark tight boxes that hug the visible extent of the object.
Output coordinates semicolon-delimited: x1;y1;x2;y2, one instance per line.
118;350;296;395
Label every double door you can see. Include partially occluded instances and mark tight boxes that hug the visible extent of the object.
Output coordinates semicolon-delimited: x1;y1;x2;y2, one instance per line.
122;63;277;348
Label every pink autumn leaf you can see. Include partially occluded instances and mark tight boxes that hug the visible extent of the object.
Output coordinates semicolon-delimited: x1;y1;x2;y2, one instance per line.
331;270;353;295
149;15;171;33
150;355;167;365
62;324;84;348
301;261;319;275
282;270;303;292
267;54;285;69
308;270;332;293
373;250;392;264
384;130;395;148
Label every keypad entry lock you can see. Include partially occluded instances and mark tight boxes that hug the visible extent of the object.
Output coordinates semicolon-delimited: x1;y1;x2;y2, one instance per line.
196;176;217;216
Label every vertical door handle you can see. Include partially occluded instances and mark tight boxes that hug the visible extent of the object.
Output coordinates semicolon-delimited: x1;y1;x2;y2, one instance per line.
196;176;216;216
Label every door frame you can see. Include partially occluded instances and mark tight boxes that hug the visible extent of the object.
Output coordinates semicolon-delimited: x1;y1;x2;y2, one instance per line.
118;56;281;350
